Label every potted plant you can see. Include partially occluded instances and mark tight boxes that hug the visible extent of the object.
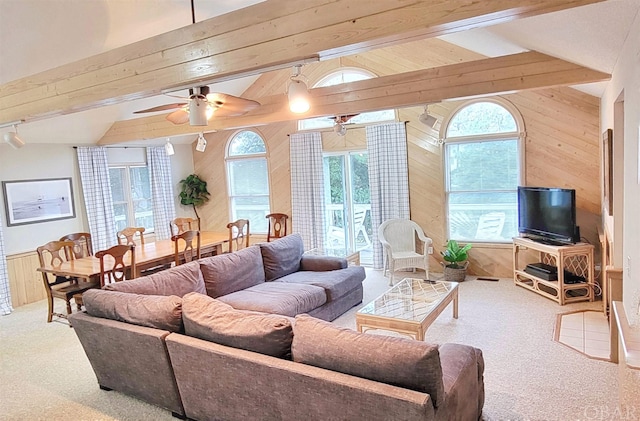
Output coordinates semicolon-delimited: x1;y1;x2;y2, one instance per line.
178;174;210;221
441;240;472;282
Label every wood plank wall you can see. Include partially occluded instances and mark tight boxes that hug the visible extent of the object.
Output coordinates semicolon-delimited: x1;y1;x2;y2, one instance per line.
6;251;46;308
191;37;602;278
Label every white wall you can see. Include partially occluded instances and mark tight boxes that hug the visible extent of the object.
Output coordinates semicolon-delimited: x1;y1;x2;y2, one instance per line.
0;143;195;255
601;11;640;312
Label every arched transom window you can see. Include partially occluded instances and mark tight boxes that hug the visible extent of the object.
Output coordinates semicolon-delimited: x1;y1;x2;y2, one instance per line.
298;68;396;131
443;99;523;243
225;130;270;233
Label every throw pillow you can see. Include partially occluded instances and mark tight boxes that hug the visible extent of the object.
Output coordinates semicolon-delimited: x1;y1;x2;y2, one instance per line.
182;292;293;359
291;314;445;407
104;260;206;297
199;246;265;298
259;233;304;281
83;289;183;332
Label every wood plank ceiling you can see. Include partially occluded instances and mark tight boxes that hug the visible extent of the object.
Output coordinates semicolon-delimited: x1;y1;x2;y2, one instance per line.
0;0;606;134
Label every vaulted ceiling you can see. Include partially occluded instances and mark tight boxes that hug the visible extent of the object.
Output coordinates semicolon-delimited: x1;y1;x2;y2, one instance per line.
0;0;638;146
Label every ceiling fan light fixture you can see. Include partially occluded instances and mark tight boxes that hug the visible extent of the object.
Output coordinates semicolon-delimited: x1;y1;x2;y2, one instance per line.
195;133;207;152
165;138;175;156
189;96;209;126
333;122;347;136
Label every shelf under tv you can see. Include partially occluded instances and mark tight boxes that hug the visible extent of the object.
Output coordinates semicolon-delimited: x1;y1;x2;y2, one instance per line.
512;237;595;305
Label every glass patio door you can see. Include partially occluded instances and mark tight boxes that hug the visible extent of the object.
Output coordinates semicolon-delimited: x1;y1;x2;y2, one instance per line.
323;152;372;265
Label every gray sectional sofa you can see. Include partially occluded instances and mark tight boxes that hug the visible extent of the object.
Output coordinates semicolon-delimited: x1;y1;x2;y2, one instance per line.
69;234;485;420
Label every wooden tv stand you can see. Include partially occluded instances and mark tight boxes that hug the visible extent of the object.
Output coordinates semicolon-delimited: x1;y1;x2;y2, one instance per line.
512;237;595;305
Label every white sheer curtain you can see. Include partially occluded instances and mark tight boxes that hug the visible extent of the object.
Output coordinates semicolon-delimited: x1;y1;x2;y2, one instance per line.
147;147;175;240
77;147;117;252
366;122;410;269
0;225;13;315
290;132;326;250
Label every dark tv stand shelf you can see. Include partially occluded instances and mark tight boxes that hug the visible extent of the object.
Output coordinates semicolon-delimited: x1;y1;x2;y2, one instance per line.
512;237;595;305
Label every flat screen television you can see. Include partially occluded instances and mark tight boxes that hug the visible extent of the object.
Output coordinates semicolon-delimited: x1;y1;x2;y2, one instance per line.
517;186;579;245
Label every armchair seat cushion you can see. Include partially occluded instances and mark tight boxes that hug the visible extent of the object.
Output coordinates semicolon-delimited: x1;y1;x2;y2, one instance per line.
218;282;326;317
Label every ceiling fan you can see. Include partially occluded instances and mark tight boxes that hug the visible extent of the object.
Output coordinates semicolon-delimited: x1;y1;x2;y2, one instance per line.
133;86;260;126
330;114;359;136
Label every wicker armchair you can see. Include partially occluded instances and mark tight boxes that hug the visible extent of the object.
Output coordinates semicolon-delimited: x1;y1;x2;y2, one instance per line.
378;219;432;286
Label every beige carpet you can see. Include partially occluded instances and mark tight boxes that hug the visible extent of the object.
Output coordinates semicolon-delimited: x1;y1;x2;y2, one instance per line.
0;269;622;421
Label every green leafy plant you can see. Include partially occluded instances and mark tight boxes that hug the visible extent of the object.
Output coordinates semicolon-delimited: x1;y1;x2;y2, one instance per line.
178;174;210;220
441;240;472;269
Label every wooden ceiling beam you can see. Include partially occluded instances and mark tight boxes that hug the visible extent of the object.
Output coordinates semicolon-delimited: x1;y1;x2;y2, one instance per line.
97;51;610;145
0;0;605;126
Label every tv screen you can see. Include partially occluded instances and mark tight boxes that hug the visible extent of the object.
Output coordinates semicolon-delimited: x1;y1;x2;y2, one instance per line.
517;186;578;244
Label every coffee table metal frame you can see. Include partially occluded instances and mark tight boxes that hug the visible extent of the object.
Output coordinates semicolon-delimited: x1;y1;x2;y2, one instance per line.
355;278;459;341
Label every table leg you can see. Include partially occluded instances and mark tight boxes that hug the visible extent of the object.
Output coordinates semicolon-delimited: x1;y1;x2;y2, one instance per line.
453;288;459;319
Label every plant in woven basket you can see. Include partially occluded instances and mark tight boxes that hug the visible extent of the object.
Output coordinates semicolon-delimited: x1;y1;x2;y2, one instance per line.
441;240;472;269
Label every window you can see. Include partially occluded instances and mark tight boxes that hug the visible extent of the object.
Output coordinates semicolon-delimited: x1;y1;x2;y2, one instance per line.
109;166;154;232
226;130;270;233
298;68;396;131
443;100;523;243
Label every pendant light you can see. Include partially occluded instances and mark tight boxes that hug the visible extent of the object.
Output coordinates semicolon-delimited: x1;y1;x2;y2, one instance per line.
288;65;310;113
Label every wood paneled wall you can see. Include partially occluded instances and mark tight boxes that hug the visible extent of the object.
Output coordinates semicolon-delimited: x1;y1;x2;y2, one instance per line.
6;251;46;308
193;38;601;278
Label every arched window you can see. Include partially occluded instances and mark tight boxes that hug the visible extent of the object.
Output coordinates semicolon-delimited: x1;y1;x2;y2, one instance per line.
226;130;270;233
298;68;395;131
443;99;524;243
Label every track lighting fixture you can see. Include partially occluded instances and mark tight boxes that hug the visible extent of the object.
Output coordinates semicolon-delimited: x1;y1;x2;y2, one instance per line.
288;65;310;114
165;138;175;156
195;132;207;152
418;104;438;129
3;123;25;149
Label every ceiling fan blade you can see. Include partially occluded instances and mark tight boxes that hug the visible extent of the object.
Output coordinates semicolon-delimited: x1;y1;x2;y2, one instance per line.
206;93;260;114
133;103;187;114
166;109;190;125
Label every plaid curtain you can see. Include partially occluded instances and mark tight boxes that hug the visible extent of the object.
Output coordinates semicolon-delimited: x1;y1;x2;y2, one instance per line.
366;122;410;269
0;225;12;315
147;147;175;240
290;132;326;250
77;147;117;252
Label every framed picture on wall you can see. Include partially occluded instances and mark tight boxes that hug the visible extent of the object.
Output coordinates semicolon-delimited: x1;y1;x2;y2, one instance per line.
602;129;613;216
2;178;76;226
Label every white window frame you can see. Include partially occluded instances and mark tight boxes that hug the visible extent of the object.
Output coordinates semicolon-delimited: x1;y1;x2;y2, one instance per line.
109;164;154;233
441;98;526;244
225;130;271;234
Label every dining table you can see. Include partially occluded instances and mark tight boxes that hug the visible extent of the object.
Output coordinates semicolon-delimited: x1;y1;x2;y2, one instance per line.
37;231;230;282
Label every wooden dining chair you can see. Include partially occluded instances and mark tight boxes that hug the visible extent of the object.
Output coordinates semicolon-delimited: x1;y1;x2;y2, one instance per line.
117;227;145;246
170;217;199;236
37;240;99;322
59;232;93;259
227;219;250;252
96;244;136;287
172;230;201;265
265;213;288;242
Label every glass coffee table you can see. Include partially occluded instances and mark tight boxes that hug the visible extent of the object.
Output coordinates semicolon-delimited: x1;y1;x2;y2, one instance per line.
356;278;458;341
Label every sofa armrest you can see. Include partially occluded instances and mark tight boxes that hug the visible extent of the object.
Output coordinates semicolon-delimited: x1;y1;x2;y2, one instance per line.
438;343;485;420
300;255;348;271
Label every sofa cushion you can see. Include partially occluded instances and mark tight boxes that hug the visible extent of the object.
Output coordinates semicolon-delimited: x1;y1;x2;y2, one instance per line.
104;260;205;297
83;289;183;332
218;282;326;317
292;314;445;408
199;246;265;298
275;266;365;301
182;292;293;358
259;233;304;281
